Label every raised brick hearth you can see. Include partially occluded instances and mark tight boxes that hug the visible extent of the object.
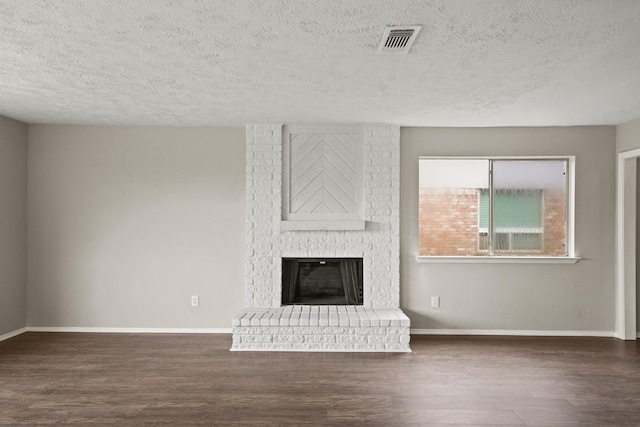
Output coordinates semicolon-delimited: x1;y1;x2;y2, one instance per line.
231;124;410;352
232;307;410;351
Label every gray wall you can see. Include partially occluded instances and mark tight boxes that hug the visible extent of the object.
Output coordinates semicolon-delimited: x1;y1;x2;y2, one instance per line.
0;116;27;336
617;118;640;333
13;122;630;334
400;127;616;332
27;125;245;329
616;118;640;333
617;117;640;153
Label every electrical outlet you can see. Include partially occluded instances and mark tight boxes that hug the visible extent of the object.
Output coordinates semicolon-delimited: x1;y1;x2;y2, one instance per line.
191;295;199;307
431;296;440;308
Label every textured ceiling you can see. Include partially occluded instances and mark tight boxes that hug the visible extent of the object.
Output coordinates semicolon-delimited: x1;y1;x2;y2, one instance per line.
1;0;640;127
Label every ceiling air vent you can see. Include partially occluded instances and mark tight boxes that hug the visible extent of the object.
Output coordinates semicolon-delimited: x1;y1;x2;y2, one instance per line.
377;25;422;54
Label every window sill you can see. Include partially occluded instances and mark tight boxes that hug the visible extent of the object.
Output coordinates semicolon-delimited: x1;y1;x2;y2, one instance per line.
415;256;581;264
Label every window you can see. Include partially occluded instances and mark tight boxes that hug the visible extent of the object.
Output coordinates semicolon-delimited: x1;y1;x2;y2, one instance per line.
418;158;572;258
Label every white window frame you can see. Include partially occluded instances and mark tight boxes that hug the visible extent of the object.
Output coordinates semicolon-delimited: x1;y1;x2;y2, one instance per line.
416;156;580;264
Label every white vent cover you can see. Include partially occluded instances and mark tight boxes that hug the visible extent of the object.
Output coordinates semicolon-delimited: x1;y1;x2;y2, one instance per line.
377;25;422;54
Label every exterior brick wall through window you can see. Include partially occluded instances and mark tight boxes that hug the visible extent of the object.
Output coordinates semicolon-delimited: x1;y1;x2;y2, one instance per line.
419;187;566;256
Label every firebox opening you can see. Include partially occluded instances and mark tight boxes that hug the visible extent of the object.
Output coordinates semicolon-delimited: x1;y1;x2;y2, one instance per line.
282;258;363;305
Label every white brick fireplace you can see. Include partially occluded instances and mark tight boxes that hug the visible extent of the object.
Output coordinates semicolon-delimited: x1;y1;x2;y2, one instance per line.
231;124;410;352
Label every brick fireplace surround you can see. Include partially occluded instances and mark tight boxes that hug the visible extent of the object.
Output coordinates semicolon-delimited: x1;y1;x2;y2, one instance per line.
231;124;410;352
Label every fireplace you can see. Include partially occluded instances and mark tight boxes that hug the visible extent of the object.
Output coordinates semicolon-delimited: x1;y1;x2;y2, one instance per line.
232;124;410;352
282;258;363;305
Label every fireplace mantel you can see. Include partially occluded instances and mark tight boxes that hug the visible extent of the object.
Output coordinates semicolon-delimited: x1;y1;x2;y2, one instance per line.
280;220;365;231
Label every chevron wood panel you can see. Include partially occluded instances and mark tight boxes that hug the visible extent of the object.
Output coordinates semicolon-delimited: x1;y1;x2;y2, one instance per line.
283;127;362;220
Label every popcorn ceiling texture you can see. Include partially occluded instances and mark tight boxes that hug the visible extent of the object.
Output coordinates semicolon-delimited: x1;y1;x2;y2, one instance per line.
236;123;409;351
1;1;640;126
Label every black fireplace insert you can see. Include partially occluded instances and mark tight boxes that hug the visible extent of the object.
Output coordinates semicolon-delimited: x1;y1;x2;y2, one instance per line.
282;258;363;305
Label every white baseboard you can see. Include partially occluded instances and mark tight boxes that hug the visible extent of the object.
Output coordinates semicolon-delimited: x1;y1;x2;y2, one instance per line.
410;328;616;338
26;327;232;334
0;327;27;342
10;327;620;339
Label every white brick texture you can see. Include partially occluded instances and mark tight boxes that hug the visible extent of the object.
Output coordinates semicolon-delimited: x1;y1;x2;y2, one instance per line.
237;124;409;352
232;308;411;351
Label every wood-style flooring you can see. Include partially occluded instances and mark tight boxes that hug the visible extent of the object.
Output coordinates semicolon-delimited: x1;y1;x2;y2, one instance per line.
0;333;639;426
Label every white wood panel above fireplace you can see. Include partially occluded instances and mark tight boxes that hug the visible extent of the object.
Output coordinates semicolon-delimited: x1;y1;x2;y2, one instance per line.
282;125;364;230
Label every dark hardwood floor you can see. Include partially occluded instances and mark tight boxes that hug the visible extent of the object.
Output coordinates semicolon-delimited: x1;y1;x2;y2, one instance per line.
0;333;639;426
